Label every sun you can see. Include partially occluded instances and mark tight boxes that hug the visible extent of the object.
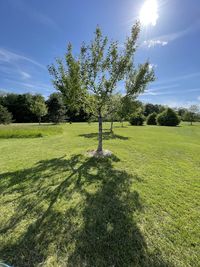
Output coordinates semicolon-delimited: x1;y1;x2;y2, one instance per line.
139;0;159;26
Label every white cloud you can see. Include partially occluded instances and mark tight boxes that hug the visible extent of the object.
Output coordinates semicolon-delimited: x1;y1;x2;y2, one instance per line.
144;40;168;48
143;19;200;48
148;63;157;70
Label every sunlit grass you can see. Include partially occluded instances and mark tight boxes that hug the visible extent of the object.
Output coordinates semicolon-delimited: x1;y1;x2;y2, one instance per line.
0;122;199;266
0;124;63;138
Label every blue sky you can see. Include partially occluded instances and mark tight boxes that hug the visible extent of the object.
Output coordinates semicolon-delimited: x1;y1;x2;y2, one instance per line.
0;0;200;107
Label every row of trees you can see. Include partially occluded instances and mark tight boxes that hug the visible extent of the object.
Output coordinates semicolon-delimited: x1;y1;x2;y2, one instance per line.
0;91;199;126
0;92;89;124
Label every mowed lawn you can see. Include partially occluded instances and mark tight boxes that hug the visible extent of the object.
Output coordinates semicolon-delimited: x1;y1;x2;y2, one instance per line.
0;122;199;267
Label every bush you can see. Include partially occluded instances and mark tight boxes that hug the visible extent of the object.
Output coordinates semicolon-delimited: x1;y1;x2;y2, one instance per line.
129;113;145;126
156;108;180;126
0;104;12;124
146;112;157;125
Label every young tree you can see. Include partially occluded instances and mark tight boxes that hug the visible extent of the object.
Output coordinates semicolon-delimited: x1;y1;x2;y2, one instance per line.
47;93;66;123
31;95;47;124
117;97;143;127
49;23;155;154
0;104;12;124
49;43;85;123
184;105;200;125
105;94;122;133
177;107;187;120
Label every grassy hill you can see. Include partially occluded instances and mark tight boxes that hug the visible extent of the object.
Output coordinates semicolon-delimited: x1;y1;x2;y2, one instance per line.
0;122;199;267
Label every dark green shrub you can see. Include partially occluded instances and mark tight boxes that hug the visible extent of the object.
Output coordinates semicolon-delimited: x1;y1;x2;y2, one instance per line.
146;112;157;125
129;113;145;126
46;93;66;123
157;108;180;126
0;105;12;124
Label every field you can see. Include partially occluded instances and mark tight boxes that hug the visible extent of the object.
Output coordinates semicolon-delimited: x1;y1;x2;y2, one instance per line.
0;122;199;267
0;124;63;139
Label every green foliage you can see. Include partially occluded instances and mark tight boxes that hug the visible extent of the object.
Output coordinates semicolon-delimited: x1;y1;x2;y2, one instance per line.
146;112;157;125
46;93;66;123
118;97;143;123
183;105;200;125
31;95;47;123
143;103;165;117
0;125;63;138
0;104;12;124
129;113;145;126
177;107;187;120
48;43;86;115
157;108;180;126
106;94;122;119
49;23;155;152
0;93;37;123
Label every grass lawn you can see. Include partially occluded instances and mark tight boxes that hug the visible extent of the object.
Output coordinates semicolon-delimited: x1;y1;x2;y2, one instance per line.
0;122;199;267
0;124;63;139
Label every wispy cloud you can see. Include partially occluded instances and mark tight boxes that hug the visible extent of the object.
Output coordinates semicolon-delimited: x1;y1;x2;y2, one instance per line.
143;20;200;48
164;100;200;108
139;96;200;108
0;48;52;96
3;79;53;96
144;84;179;95
144;87;200;96
155;71;200;86
197;96;200;101
20;71;31;80
0;48;45;70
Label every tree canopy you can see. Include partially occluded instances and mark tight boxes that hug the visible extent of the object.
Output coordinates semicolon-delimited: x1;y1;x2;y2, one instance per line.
49;22;155;154
31;95;47;124
0;104;12;124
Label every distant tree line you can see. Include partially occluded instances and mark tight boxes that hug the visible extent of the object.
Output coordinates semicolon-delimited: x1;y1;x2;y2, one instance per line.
0;92;90;124
0;91;199;126
129;103;200;127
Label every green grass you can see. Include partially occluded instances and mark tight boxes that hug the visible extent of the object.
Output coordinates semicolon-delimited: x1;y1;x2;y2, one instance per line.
0;124;63;138
0;122;199;267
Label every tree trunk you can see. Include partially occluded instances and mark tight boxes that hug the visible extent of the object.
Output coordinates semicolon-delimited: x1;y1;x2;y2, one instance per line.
39;117;41;125
110;119;113;133
97;112;103;153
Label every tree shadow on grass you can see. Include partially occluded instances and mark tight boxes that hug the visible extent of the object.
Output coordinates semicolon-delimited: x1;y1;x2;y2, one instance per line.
79;131;129;140
0;155;173;267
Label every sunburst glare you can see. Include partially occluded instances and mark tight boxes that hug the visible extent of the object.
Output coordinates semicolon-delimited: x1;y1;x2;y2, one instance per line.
139;0;159;26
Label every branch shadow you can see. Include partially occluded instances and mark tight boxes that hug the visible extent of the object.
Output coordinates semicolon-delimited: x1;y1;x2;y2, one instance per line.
0;154;173;267
79;131;129;140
